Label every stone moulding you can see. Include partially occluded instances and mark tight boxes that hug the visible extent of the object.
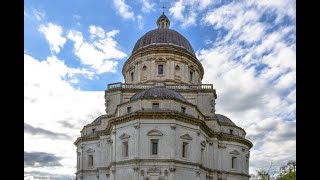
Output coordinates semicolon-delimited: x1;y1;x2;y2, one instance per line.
74;111;253;148
76;158;250;178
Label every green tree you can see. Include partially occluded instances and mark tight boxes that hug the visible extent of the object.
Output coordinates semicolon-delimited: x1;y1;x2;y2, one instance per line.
250;163;275;180
276;160;296;180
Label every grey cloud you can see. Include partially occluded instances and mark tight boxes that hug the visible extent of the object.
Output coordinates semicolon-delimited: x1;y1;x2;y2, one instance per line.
24;123;72;140
24;151;62;167
58;120;75;129
24;170;74;180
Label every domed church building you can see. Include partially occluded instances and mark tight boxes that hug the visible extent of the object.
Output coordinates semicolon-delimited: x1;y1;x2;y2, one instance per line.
74;12;253;180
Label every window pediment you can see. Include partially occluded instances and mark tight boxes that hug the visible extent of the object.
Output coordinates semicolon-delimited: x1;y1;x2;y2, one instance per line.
230;150;240;155
180;133;192;140
119;133;131;140
200;141;206;147
86;148;95;153
147;129;163;136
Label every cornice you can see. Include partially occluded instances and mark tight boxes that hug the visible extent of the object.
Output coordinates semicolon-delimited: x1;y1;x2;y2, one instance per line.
78;159;250;178
74;111;253;148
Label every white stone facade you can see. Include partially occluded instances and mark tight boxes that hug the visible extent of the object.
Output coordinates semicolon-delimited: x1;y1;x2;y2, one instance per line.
74;13;252;180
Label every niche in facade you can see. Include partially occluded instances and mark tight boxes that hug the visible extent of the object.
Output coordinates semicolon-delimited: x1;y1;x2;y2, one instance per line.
142;65;147;80
174;64;181;80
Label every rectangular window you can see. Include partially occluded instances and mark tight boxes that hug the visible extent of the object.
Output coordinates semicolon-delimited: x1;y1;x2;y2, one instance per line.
151;139;159;155
122;141;129;157
181;106;186;113
131;72;134;82
230;129;233;135
232;157;237;169
201;148;204;163
189;71;193;82
182;142;188;158
88;155;93;167
152;103;160;110
127;106;131;113
246;158;249;172
158;65;164;75
77;157;80;170
92;128;96;134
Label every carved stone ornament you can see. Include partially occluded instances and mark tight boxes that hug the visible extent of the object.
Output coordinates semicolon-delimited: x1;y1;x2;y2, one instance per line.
197;131;201;136
164;170;168;176
107;139;113;144
169;167;176;172
147;167;161;173
218;143;226;149
134;124;140;129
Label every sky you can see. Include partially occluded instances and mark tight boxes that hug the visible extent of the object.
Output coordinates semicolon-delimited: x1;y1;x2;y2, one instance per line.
24;0;296;179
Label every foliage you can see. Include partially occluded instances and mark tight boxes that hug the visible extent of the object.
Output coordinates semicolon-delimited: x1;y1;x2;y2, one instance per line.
276;160;296;180
250;160;296;180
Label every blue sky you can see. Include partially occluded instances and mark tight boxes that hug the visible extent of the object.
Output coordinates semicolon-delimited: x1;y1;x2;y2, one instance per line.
24;0;296;179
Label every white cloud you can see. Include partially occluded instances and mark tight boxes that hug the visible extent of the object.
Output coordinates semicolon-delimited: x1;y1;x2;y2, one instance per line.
112;0;134;20
238;23;265;43
33;9;45;21
169;0;185;21
253;0;296;22
197;0;296;174
67;26;127;74
24;54;105;176
198;0;214;10
137;15;144;30
181;11;196;28
140;0;155;13
38;23;67;54
274;71;296;90
89;26;105;39
169;0;201;28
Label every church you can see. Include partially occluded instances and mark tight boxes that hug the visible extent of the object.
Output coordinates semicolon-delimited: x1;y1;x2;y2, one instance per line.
74;12;252;180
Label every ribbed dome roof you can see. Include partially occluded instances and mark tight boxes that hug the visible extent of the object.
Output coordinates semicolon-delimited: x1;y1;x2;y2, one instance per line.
131;28;195;55
215;114;236;126
130;87;186;102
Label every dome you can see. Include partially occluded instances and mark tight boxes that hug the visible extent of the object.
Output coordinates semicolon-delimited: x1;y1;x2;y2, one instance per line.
215;114;236;126
130;87;186;102
131;28;195;55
